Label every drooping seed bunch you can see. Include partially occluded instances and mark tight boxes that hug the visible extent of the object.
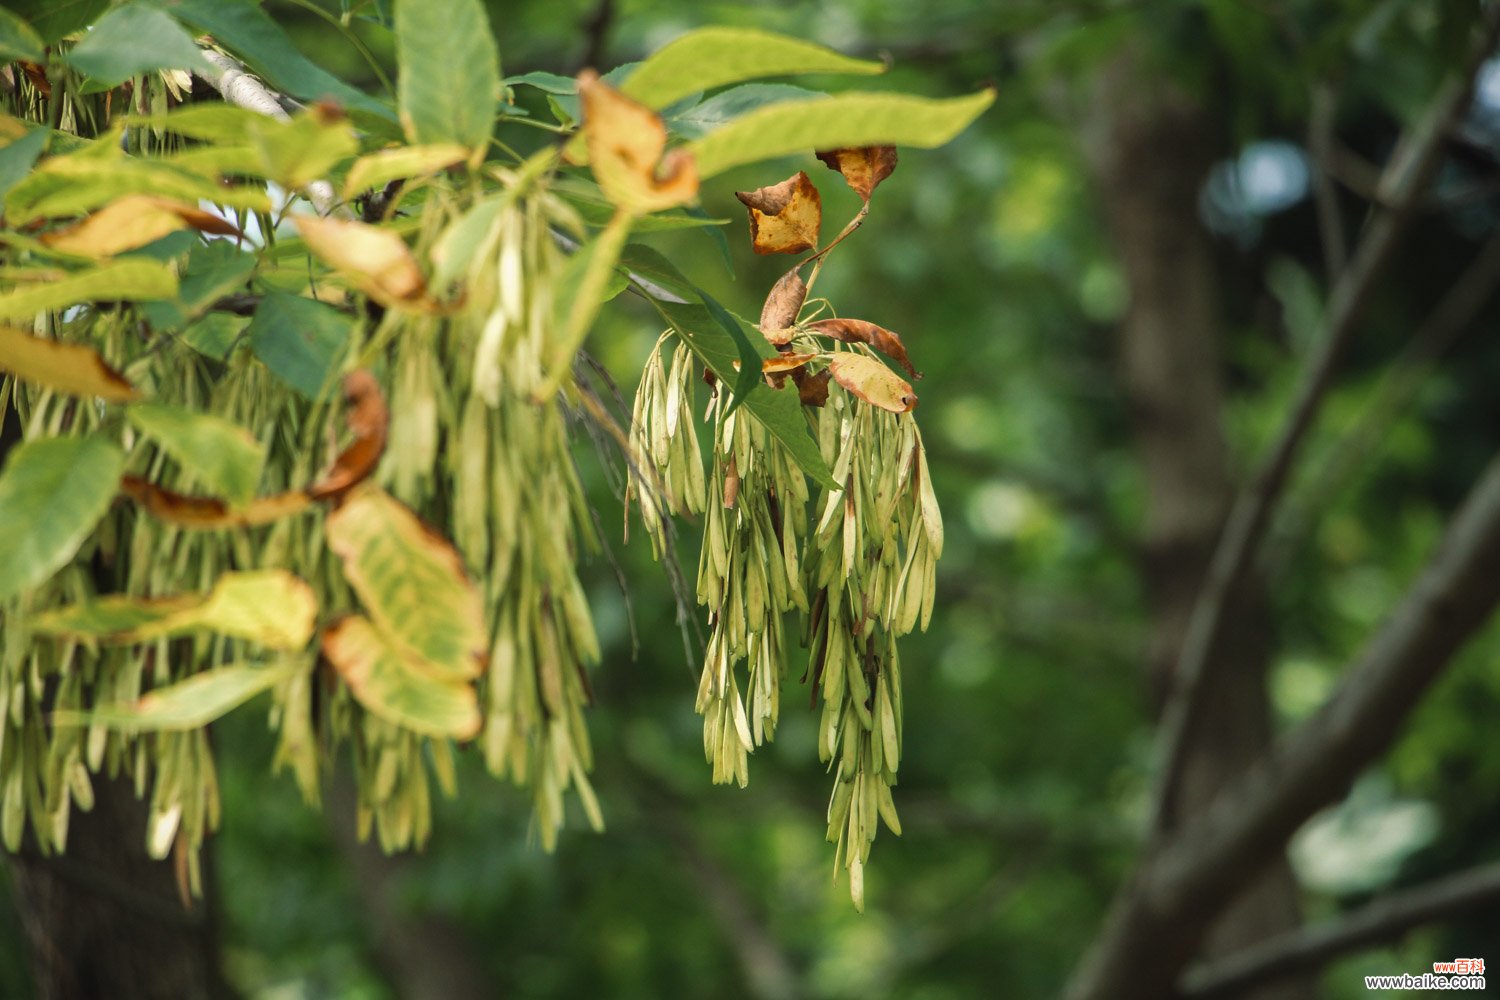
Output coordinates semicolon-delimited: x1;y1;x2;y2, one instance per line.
625;139;945;906
803;378;942;907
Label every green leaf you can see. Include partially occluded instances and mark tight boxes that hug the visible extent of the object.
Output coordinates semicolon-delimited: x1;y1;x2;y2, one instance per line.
535;211;633;402
0;259;178;319
325;486;486;681
6;155;271;224
0;129;49;203
394;0;499;150
666;83;823;139
700;290;763;417
248;109;359;190
621;28;883;110
139;239;258;332
63;5;213;87
246;292;353;399
126;403;266;505
617;243;702;303
129;104;265;144
4;0;109;45
653;300;835;489
689;89;996;179
0;9;44;62
344;143;468;200
52;661;297;731
32;570;319;649
168;0;396;123
502;71;576;95
0;435;125;602
322;615;480;739
178;313;249;361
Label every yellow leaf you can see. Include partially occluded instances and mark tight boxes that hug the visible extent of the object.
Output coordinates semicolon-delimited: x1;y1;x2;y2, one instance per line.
321;615;481;739
41;195;241;258
325;484;485;680
0;325;139;401
292;215;428;308
578;70;698;215
827;352;917;413
815;146;898;202
735;171;821;254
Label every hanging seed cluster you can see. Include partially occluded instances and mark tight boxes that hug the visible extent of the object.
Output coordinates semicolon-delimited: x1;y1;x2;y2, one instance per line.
628;144;945;907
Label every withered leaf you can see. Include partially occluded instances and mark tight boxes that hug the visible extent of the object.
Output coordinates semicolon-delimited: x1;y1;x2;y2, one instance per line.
827;352;917;413
0;325;139;401
758;266;807;345
307;370;388;502
816;146;898;202
321;615;481;739
806;317;919;379
578;70;699;215
293;215;428;309
794;367;831;407
120;476;311;529
735;171;821;255
41;195;242;258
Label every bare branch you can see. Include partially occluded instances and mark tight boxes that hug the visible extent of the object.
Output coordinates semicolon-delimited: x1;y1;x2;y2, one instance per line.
1149;8;1500;832
1308;83;1347;280
1273;227;1500;561
193;49;345;218
1065;448;1500;1000
1182;860;1500;999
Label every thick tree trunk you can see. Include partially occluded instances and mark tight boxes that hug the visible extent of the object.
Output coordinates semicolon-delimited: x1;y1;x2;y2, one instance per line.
1083;50;1312;999
6;776;235;1000
2;399;231;999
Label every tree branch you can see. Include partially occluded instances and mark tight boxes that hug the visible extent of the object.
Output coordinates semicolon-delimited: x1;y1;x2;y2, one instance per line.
1272;226;1500;562
1148;8;1500;832
193;49;344;218
1181;860;1500;999
1064;447;1500;1000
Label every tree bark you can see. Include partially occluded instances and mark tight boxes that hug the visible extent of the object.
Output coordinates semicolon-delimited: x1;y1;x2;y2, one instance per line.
6;776;235;1000
1082;48;1312;1000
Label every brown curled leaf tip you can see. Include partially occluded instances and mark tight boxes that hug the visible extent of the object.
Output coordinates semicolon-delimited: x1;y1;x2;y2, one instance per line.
307;369;389;502
758;267;807;346
120;476;311;529
735;171;821;255
815;146;898;202
795;367;832;407
806;318;919;379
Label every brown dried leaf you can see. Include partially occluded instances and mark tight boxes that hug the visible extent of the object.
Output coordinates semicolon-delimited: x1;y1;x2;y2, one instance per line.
815;146;898;202
307;370;388;502
120;476;311;529
293;216;428;308
827;353;917;413
735;171;821;255
0;325;139;401
758;266;807;345
794;367;831;407
41;195;242;258
578;70;699;214
806;317;918;379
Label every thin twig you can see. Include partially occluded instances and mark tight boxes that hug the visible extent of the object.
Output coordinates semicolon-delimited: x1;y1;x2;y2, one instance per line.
1148;8;1500;832
193;49;345;218
1308;83;1348;281
1181;860;1500;999
1272;227;1500;562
